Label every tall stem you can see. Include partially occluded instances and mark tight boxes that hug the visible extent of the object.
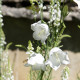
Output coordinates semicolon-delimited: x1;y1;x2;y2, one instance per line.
40;0;43;22
40;71;44;80
0;0;6;77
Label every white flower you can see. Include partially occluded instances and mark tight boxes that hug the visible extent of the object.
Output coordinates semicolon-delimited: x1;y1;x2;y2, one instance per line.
39;4;43;9
0;14;3;17
43;6;47;10
31;21;50;44
26;50;34;54
45;47;70;70
62;67;69;80
25;53;46;71
62;72;69;80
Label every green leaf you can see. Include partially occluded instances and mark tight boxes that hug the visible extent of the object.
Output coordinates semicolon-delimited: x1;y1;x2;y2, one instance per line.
6;42;12;50
30;0;37;4
78;25;80;29
15;44;27;50
61;34;71;39
77;74;80;80
62;5;68;18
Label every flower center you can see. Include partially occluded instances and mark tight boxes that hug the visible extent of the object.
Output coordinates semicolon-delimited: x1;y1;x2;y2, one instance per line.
38;29;45;36
55;52;60;62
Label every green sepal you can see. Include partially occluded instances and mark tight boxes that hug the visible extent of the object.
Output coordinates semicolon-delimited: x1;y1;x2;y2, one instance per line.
62;5;68;18
36;46;41;53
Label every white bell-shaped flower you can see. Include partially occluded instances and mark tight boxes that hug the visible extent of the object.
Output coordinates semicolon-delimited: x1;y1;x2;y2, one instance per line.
31;21;50;44
45;47;70;70
25;53;46;71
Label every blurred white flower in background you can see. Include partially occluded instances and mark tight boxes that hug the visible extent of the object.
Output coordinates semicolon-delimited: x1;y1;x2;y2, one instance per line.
25;53;46;71
0;10;4;26
73;0;80;9
31;21;50;44
49;2;61;27
1;51;14;80
45;47;70;70
26;50;34;54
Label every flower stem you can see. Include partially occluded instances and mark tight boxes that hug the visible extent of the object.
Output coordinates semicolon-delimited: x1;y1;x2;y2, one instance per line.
40;0;43;22
40;70;44;80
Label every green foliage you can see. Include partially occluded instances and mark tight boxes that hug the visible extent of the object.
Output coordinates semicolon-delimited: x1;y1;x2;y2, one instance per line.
16;0;70;80
78;25;80;29
36;46;41;53
30;0;37;3
29;0;38;20
6;42;12;50
62;5;68;18
77;74;80;80
60;34;71;39
15;44;27;50
27;40;34;51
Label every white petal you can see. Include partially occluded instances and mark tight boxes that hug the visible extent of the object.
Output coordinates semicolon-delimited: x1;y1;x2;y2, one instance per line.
41;39;46;44
24;63;31;67
58;52;70;65
32;64;41;70
26;50;34;54
26;51;30;54
50;47;61;56
48;47;70;70
62;60;70;65
32;64;46;71
45;60;60;71
41;64;46;71
25;53;45;71
31;23;37;31
33;32;41;40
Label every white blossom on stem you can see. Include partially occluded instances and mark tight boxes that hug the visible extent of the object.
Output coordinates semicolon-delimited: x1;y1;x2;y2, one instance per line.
31;21;50;44
61;66;70;80
49;1;61;28
25;53;46;71
45;47;70;70
1;51;14;80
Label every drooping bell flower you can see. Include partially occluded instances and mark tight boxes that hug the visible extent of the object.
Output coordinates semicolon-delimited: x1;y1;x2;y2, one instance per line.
31;21;50;44
45;47;70;70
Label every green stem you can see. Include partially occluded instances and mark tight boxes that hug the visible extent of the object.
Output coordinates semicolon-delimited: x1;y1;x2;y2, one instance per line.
47;68;52;80
40;70;44;80
40;0;43;22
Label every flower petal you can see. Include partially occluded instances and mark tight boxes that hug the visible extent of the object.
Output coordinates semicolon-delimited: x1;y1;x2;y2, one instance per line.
25;53;45;71
31;21;50;44
46;47;70;70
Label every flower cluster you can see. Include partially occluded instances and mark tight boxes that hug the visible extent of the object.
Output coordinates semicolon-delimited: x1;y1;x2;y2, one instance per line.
25;53;46;71
61;67;70;80
24;0;70;80
25;47;69;71
1;51;14;80
0;0;5;51
49;1;61;28
0;37;6;47
0;1;4;27
26;0;70;71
